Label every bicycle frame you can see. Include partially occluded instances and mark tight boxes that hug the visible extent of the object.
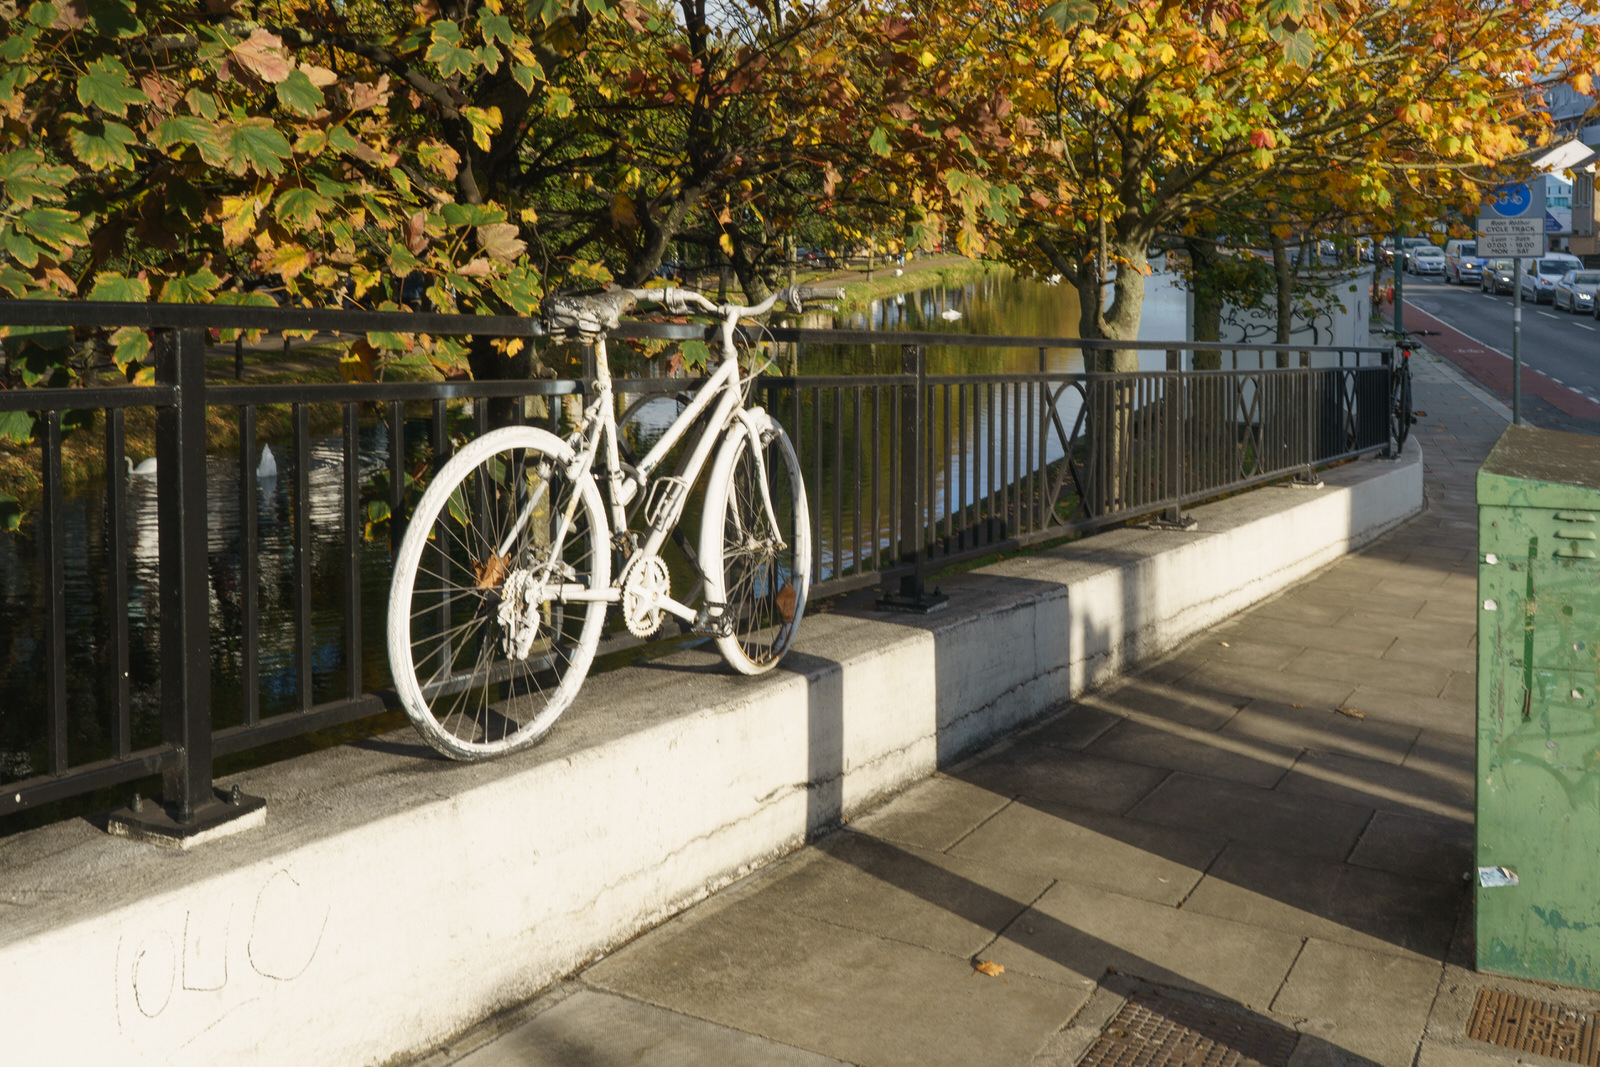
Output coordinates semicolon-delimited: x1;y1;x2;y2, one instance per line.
522;323;765;627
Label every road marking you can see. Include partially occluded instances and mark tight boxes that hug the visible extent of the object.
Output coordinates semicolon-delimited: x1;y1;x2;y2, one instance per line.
1578;323;1595;332
1539;311;1560;320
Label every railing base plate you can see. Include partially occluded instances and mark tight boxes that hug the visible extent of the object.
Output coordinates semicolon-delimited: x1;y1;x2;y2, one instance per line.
105;789;266;850
876;589;950;614
1143;516;1198;532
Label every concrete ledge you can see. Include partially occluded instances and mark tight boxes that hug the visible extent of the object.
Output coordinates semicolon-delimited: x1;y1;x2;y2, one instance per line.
0;443;1422;1066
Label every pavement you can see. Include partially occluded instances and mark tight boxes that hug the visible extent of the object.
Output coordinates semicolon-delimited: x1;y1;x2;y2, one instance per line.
403;338;1600;1067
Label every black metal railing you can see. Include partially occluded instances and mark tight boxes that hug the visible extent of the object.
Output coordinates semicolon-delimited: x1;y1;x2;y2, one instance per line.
0;301;1392;826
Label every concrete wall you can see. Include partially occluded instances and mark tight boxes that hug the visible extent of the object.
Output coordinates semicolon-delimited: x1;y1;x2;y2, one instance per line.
0;444;1423;1067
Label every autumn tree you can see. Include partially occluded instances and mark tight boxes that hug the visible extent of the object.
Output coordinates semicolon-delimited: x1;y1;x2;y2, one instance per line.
967;0;1600;370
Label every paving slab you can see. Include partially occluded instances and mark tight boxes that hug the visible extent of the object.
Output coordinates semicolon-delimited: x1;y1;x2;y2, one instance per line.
952;744;1172;815
1335;686;1473;736
1127;771;1374;861
586;897;1089;1067
987;880;1305;1009
1348;810;1475;885
1219;701;1420;766
1171;661;1358;714
1181;841;1465;962
1082;715;1295;789
1278;748;1472;823
1214;614;1398;658
1271;938;1445;1067
758;830;1051;958
1080;674;1249;730
1283;648;1456;700
844;773;1013;852
1023;702;1124;752
450;990;849;1067
1384;636;1477;673
946;797;1226;907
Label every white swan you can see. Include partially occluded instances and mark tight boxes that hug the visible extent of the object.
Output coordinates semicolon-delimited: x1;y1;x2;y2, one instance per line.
257;444;277;480
940;308;962;321
124;456;157;478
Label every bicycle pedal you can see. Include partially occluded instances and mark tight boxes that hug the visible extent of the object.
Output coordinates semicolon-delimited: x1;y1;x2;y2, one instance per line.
691;602;735;638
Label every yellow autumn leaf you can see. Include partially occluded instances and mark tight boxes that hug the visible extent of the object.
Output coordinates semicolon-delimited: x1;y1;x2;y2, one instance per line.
718;231;733;256
974;960;1004;977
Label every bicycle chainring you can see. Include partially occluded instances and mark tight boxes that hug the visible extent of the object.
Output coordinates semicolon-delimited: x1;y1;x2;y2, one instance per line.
619;553;671;638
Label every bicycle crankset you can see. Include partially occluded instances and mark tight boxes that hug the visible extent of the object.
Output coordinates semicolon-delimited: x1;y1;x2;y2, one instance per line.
619;553;671;638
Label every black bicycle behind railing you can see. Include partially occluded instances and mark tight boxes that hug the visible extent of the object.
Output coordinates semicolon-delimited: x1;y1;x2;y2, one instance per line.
1378;327;1438;452
0;300;1392;833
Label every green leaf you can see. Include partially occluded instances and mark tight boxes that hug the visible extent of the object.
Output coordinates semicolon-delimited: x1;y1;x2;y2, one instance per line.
18;207;88;253
88;272;151;301
678;339;711;370
475;44;502;75
0;490;21;532
546;88;573;119
527;0;563;26
0;227;46;267
273;186;335;229
159;268;221;303
0;27;41;64
76;56;148;117
67;119;137;171
867;127;890;158
440;202;502;227
222;120;292;178
426;22;477;79
367;330;409;351
108;325;150;369
185;88;219;120
275;68;325;117
0;149;73;209
0;266;34;297
84;0;145;38
511;62;540;94
0;412;34;446
481;12;514;44
1041;0;1096;29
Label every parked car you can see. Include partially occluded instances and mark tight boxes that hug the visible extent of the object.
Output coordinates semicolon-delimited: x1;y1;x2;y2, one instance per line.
1519;254;1584;304
1410;245;1446;275
1555;269;1600;313
1481;257;1516;294
1443;239;1483;285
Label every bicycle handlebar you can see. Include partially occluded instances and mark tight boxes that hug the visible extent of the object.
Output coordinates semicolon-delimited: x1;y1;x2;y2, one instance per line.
543;284;845;343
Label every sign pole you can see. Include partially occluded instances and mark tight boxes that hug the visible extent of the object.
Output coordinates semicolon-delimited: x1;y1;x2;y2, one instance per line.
1478;182;1543;427
1512;256;1523;425
1392;224;1404;336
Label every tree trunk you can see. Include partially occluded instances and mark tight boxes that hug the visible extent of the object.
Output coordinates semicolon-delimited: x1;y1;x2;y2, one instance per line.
1184;235;1224;371
1074;238;1148;514
1270;231;1293;366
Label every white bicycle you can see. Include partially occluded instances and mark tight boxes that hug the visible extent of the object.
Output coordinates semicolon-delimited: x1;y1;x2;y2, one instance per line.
386;284;838;759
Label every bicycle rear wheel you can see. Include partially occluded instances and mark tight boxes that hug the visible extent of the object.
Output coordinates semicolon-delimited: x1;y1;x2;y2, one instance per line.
1391;362;1414;452
387;426;610;759
700;412;811;675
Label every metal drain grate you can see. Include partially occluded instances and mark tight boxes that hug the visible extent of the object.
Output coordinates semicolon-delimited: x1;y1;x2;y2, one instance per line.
1467;988;1600;1065
1079;992;1299;1067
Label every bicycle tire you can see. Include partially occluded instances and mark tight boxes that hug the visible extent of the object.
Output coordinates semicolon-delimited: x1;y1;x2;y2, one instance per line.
1391;362;1414;453
700;412;811;675
387;426;610;759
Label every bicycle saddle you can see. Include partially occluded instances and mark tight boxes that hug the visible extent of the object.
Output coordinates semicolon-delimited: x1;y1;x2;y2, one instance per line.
542;289;637;342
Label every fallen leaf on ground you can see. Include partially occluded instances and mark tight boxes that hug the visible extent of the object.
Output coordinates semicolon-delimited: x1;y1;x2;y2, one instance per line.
974;960;1004;977
1336;706;1366;719
1220;642;1230;647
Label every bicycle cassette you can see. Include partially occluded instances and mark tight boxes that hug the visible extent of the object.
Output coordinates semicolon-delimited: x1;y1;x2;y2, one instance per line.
619;553;671;638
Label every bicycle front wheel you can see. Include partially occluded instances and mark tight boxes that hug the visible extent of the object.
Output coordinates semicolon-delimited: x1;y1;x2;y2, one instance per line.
387;426;610;759
700;412;811;675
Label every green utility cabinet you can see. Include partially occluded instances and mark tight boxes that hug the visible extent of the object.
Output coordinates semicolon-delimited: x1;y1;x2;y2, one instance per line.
1477;424;1600;989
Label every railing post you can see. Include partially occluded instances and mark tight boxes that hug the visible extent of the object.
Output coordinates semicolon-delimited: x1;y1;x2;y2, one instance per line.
108;327;264;846
878;343;947;613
